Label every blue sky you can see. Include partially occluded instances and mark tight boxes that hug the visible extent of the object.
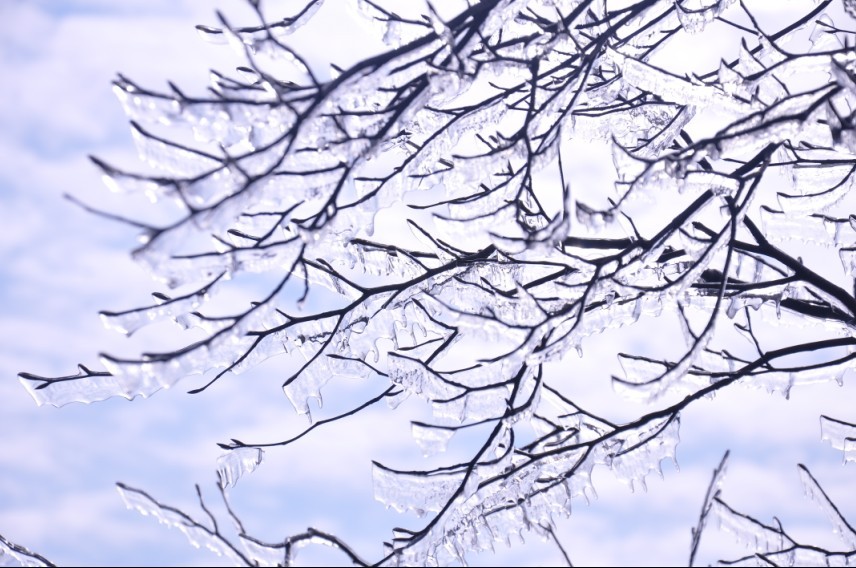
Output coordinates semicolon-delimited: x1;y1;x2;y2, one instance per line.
1;1;855;566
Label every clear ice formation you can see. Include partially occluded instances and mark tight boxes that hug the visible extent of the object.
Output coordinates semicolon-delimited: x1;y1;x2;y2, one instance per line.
20;0;856;565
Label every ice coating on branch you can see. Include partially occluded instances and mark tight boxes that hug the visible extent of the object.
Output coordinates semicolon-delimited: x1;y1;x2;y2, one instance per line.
411;422;456;456
217;447;264;488
712;464;856;566
100;276;222;336
761;549;856;566
280;318;340;416
0;539;51;567
91;157;178;202
675;0;736;34
383;443;591;565
742;360;852;399
388;354;464;403
604;416;680;492
778;164;855;215
113;79;181;125
373;462;466;515
130;122;220;178
137;236;303;289
237;537;284;567
713;497;790;554
618;354;670;385
798;465;856;549
615;50;752;116
21;378;105;407
820;415;856;464
433;382;513;424
840;248;856;278
116;484;246;564
348;0;426;47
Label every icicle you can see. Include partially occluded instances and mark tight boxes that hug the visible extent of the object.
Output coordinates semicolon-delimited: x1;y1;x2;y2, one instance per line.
215;448;263;488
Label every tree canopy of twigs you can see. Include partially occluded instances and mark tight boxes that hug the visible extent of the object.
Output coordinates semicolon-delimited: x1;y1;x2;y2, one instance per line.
9;0;856;566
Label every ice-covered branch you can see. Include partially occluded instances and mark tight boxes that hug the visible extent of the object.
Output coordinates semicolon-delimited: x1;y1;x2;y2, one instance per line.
710;465;856;566
0;534;55;568
19;0;856;565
